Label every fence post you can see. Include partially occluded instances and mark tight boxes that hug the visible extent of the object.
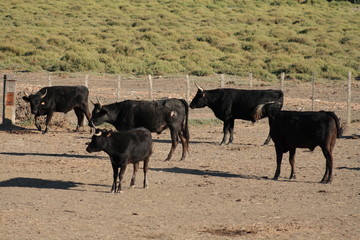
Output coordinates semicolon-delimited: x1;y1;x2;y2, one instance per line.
311;73;316;111
117;75;121;102
2;75;16;126
249;73;253;89
221;74;225;88
148;74;153;100
48;75;52;86
347;71;352;124
280;72;285;91
186;74;190;102
85;74;89;88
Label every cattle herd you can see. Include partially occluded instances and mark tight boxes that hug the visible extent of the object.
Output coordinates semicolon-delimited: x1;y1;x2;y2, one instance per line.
22;84;344;193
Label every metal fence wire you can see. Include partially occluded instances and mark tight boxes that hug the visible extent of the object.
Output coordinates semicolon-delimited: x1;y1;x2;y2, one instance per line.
1;72;359;125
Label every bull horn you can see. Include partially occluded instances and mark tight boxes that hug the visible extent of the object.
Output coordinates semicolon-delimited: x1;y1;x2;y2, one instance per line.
90;98;95;105
40;89;47;98
96;96;102;107
195;83;204;92
94;129;102;136
24;92;29;97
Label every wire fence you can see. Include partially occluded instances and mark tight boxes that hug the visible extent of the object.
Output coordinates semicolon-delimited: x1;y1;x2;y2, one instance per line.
1;72;359;126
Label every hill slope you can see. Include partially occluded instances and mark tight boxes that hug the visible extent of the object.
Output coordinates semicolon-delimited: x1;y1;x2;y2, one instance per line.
0;0;359;80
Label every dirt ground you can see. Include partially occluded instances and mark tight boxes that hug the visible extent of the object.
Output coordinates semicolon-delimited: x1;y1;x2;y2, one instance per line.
0;73;359;239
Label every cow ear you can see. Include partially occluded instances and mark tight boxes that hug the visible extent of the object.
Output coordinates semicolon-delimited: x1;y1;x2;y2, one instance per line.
22;96;30;102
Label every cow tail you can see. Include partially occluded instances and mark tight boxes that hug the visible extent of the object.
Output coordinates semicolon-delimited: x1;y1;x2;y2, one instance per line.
253;104;265;121
327;111;344;138
253;101;282;121
181;99;190;150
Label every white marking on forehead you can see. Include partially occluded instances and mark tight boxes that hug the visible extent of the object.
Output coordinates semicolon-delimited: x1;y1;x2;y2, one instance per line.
170;111;177;118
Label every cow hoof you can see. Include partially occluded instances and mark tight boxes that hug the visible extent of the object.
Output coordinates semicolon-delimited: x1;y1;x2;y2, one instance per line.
320;180;332;184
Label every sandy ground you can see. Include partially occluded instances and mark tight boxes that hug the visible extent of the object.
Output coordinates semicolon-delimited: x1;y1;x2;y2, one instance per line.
0;119;359;240
0;73;359;239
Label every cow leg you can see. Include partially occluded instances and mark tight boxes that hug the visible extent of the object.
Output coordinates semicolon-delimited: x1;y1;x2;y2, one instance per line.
228;119;235;144
320;147;333;183
165;128;178;161
273;146;283;180
111;163;118;193
143;156;150;189
130;162;139;188
117;163;127;193
220;120;230;145
80;103;93;133
178;131;188;161
263;118;272;145
43;112;53;134
74;108;85;132
34;114;42;131
289;148;296;179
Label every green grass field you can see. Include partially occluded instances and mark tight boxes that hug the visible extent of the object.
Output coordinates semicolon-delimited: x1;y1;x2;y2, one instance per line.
0;0;359;81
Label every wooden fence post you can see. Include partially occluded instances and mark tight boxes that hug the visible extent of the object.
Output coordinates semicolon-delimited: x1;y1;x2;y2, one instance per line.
186;74;190;102
48;75;52;86
280;72;285;91
117;75;121;102
85;74;89;88
249;73;253;89
347;71;352;124
221;74;225;88
311;73;316;111
2;75;16;126
148;74;153;100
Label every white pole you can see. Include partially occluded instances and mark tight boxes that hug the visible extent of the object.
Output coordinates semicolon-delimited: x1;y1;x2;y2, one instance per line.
347;71;352;124
148;74;153;100
186;74;190;102
117;75;121;102
311;73;315;111
221;74;225;88
48;75;52;86
249;73;253;89
85;74;89;88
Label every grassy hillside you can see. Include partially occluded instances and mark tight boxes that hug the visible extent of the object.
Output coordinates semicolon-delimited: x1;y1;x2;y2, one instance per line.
0;0;359;80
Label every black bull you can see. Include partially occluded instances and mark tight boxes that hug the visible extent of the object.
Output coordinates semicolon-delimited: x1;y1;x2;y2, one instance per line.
86;128;152;193
190;85;283;145
89;98;189;161
22;86;91;133
270;111;343;183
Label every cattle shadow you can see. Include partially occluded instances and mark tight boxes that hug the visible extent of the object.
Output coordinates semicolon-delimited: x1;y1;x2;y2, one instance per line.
337;166;360;171
0;122;28;131
151;167;268;180
0;177;109;191
0;177;83;190
0;152;105;159
153;139;217;145
153;139;260;146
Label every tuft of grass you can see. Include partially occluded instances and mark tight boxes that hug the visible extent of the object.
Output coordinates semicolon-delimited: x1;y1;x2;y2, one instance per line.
189;119;222;126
